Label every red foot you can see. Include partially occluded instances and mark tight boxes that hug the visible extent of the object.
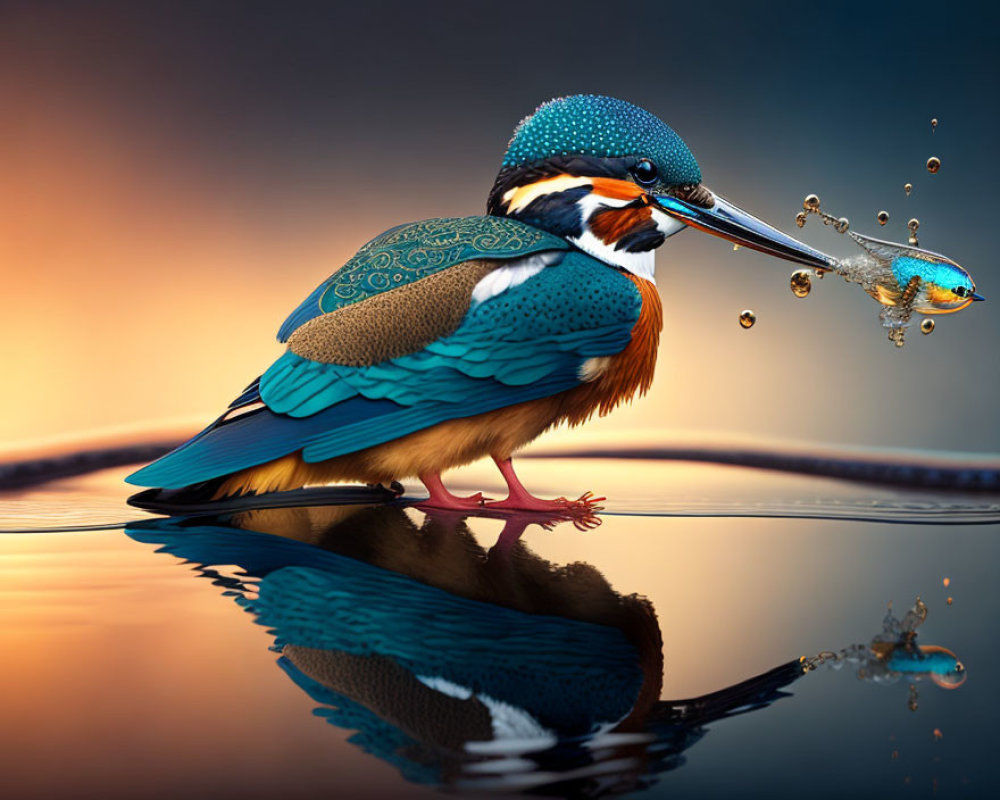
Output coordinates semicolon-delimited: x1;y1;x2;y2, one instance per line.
485;490;605;514
487;457;604;522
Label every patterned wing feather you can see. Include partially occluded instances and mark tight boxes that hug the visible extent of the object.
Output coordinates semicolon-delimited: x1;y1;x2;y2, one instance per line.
277;216;568;342
127;250;639;489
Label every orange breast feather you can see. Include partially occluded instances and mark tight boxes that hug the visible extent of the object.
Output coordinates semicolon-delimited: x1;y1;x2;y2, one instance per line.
560;275;663;425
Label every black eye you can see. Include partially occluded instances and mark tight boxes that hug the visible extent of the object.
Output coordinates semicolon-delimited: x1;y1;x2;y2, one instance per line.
954;286;969;297
631;158;658;186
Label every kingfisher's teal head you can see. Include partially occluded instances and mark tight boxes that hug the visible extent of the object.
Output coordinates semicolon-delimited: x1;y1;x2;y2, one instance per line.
488;94;834;281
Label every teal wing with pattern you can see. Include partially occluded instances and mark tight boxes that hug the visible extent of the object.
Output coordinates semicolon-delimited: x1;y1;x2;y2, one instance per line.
127;230;638;489
278;216;569;341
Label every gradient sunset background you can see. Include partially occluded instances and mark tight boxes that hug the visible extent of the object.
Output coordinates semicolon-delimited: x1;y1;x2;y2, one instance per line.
2;0;999;457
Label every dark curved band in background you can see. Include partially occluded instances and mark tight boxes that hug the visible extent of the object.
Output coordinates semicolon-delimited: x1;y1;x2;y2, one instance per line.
0;443;179;490
524;444;1000;492
4;438;1000;494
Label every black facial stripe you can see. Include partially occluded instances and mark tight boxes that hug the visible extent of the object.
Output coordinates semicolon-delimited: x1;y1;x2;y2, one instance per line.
488;155;635;216
505;185;591;238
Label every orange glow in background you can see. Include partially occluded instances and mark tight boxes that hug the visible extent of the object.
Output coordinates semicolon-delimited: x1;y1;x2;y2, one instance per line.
1;3;998;459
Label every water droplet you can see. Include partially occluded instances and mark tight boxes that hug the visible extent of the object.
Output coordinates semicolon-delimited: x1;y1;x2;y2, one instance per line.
921;318;935;335
739;309;756;329
931;118;938;131
905;183;912;196
803;193;820;210
933;728;943;740
891;750;899;760
927;156;941;174
946;596;953;605
790;270;812;297
795;211;808;228
835;216;850;234
877;210;889;226
732;243;741;251
908;218;920;232
943;577;951;587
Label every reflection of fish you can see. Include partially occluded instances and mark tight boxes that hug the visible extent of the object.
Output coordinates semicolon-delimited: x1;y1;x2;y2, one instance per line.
870;641;967;689
126;505;803;796
847;232;983;314
806;598;966;704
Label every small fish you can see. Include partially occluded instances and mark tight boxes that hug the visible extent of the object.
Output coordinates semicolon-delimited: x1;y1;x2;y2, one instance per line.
846;232;983;313
837;233;983;347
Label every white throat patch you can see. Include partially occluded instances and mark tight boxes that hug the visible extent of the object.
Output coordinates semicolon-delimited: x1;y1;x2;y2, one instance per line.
570;230;657;282
500;176;687;284
569;197;686;284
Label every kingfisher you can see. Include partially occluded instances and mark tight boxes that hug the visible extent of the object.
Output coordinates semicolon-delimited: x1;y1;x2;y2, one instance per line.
127;95;835;511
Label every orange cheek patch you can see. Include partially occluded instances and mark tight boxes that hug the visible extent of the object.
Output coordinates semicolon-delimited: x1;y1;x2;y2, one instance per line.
590;178;646;201
589;206;654;244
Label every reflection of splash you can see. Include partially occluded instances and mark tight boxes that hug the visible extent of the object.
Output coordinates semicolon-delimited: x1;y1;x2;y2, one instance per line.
126;504;803;796
803;597;966;709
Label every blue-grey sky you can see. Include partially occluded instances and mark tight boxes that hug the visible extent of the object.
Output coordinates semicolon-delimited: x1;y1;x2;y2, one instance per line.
2;0;999;453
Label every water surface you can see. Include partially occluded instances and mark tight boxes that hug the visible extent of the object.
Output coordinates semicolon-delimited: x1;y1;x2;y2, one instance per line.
1;460;996;798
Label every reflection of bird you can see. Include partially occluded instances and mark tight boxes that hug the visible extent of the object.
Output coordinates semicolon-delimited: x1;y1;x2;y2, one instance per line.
126;505;804;796
127;95;831;511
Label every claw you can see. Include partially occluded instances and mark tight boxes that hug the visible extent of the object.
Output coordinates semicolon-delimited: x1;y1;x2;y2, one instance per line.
485;492;604;513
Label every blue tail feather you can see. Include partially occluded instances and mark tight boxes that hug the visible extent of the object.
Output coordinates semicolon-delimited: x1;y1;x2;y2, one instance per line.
125;394;402;489
125;369;580;490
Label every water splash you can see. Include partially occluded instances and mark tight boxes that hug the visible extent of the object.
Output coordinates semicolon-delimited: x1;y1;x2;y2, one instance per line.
797;194;848;232
789;270;812;297
793;193;979;347
802;597;966;709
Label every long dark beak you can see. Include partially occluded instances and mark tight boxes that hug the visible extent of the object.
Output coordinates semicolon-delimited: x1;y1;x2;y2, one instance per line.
973;292;986;301
654;188;837;272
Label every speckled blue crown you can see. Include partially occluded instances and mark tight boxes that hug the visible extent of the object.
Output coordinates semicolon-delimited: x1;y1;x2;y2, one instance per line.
502;94;702;186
